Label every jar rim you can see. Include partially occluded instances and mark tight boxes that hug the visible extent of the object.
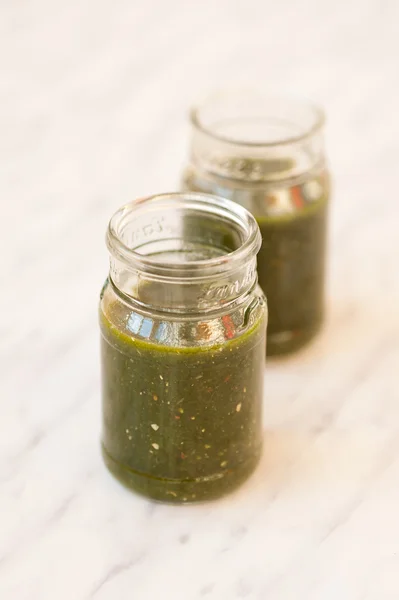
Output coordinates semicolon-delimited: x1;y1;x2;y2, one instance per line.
107;192;261;280
190;89;325;148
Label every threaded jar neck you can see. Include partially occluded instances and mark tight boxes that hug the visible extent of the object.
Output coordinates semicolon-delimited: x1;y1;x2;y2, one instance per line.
189;90;325;184
107;192;261;313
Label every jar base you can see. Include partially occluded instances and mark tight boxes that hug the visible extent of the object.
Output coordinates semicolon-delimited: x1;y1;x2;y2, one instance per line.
102;444;262;504
267;319;323;357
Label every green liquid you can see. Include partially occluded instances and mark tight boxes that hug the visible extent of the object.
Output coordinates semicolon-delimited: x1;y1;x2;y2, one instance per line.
100;304;266;503
257;197;327;355
182;168;329;356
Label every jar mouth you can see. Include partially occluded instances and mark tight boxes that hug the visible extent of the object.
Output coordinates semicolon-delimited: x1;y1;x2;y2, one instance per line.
190;89;325;148
107;192;261;280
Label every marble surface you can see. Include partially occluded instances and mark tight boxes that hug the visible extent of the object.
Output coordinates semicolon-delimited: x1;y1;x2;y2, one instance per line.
2;0;399;598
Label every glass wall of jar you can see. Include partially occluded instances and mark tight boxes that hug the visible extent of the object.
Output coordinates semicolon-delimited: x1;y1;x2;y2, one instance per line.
182;91;330;356
100;192;267;503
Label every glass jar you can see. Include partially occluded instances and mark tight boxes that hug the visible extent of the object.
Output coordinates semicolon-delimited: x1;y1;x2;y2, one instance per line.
182;91;330;356
99;192;267;503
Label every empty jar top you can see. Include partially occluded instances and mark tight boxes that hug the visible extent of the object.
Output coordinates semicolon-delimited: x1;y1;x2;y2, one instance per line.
189;90;325;182
107;192;261;312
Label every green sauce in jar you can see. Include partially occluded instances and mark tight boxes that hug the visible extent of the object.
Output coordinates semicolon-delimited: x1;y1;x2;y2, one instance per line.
183;168;329;356
100;301;266;503
182;90;330;356
100;193;267;502
256;193;327;355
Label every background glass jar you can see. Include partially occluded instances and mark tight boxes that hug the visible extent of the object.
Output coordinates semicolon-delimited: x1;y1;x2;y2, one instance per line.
100;192;267;503
182;91;330;356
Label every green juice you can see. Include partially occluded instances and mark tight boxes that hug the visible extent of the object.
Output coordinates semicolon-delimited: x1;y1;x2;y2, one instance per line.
100;301;266;502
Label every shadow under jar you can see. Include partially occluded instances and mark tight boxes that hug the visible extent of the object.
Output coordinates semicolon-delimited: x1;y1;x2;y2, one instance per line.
100;193;267;503
182;91;330;356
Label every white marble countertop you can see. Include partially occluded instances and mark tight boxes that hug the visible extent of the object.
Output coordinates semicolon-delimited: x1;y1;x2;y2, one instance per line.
2;0;399;598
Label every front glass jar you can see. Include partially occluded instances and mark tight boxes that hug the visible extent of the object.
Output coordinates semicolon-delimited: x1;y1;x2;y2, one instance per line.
99;192;267;503
182;91;330;356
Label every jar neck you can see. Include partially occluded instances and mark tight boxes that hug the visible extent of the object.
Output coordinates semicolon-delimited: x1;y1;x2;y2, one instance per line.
189;91;325;184
109;256;258;314
107;193;261;314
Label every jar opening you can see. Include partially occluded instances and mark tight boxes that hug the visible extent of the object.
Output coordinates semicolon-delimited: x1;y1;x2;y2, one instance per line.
107;192;261;281
189;91;325;184
191;90;325;147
